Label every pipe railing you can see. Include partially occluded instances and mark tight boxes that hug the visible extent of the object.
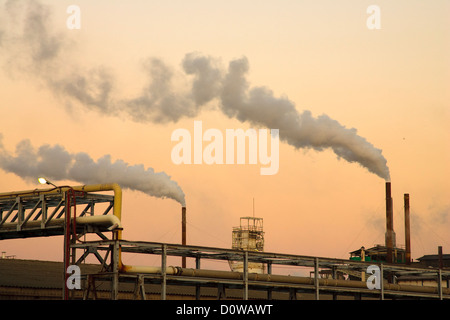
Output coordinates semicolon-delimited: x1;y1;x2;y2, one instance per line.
0;183;123;235
75;239;450;300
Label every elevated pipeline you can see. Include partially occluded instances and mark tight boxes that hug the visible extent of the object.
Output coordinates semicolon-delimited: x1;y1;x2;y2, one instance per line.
120;265;450;297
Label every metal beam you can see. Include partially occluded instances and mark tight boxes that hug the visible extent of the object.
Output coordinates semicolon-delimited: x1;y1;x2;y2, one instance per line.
243;251;248;300
161;244;167;300
62;239;450;300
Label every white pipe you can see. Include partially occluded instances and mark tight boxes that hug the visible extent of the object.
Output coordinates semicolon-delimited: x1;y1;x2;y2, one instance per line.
0;215;122;231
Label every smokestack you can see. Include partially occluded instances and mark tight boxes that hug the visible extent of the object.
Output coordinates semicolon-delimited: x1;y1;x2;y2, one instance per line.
0;136;186;206
182;206;186;268
438;246;443;269
404;194;411;264
385;182;395;263
0;0;392;183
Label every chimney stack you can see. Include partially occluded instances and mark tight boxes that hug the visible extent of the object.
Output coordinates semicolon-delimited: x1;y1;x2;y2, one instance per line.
385;182;396;263
182;206;186;268
404;194;411;264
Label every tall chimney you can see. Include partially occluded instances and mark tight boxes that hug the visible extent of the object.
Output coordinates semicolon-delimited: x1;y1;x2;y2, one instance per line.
182;206;186;268
404;194;411;264
438;246;443;269
385;182;395;263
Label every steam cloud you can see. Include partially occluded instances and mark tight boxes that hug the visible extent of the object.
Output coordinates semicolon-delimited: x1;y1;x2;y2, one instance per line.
0;135;186;206
0;0;390;181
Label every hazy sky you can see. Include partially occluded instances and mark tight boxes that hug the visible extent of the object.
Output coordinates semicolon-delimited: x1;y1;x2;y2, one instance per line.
0;0;448;267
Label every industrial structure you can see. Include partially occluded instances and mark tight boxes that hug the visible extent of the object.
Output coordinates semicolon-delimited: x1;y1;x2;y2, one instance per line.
0;182;449;300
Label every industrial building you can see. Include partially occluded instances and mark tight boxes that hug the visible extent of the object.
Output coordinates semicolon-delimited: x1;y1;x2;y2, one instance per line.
0;182;449;300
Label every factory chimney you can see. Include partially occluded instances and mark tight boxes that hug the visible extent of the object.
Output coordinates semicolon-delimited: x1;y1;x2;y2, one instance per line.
182;206;187;268
385;182;396;263
404;194;411;264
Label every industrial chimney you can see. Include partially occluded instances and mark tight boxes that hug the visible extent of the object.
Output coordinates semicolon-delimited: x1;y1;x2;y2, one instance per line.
385;182;396;263
404;194;411;264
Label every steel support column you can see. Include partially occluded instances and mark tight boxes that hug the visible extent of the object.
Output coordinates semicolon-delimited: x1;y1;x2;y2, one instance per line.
267;261;273;300
182;207;186;268
380;264;384;300
332;266;338;300
195;256;201;300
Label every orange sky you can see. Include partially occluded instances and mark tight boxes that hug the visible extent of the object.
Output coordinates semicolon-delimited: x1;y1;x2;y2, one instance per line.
0;0;449;268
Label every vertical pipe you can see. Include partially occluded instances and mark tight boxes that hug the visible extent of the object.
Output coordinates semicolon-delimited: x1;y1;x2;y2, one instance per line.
243;251;248;300
438;246;443;269
195;256;201;300
111;239;120;300
267;261;273;300
385;182;394;263
404;194;411;264
314;257;319;300
182;206;186;268
438;269;443;300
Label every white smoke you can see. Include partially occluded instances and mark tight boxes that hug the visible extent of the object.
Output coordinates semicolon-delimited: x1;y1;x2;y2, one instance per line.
0;0;116;114
0;0;390;181
219;57;390;180
0;136;186;206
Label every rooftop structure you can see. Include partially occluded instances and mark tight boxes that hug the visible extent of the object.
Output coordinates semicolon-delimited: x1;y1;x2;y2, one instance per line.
230;216;265;274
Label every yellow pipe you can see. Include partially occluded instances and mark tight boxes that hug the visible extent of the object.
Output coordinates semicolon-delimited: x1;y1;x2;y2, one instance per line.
66;184;125;270
0;183;125;269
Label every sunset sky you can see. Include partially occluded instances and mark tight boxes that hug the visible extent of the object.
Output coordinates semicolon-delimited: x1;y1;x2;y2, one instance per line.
0;0;448;269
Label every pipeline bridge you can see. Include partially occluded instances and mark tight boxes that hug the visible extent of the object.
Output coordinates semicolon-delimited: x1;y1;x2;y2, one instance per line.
0;184;449;300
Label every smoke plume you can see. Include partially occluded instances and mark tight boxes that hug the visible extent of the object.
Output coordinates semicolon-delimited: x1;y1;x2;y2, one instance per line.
0;0;390;181
0;135;186;206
